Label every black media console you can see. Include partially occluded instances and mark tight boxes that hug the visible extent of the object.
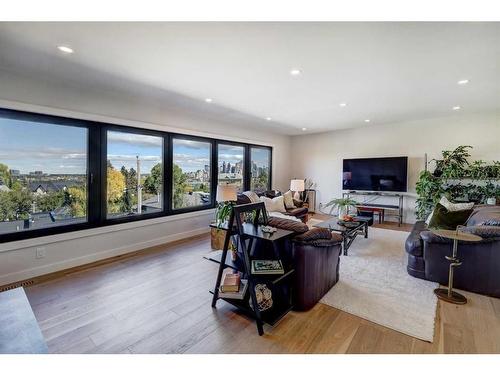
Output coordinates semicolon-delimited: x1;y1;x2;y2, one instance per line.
342;191;404;226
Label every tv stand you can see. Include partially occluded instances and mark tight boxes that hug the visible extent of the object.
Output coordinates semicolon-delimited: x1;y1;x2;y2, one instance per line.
342;191;404;226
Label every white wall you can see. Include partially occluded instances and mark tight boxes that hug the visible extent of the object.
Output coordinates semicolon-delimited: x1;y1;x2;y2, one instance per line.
0;69;293;285
291;112;500;224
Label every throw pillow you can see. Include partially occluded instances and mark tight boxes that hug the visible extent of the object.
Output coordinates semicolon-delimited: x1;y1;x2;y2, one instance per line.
439;196;474;212
267;217;309;233
428;203;474;230
283;190;296;209
260;196;287;213
243;191;260;203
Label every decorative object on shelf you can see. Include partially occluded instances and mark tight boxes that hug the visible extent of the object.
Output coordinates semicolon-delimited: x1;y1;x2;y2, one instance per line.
261;225;277;233
416;145;500;220
251;259;284;275
218;279;248;300
324;197;358;220
220;272;241;292
290;179;305;201
430;227;482;304
254;284;273;312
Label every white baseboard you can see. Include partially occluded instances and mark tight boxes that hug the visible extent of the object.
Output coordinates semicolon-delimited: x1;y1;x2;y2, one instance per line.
0;227;209;286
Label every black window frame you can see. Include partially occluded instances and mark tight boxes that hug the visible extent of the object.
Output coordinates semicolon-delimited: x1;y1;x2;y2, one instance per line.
0;107;272;243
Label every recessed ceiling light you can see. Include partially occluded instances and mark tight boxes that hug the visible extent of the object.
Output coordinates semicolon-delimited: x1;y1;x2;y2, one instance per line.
265;117;272;121
453;106;461;110
301;127;307;131
57;45;74;54
290;69;302;76
457;79;469;85
364;119;371;123
205;98;213;103
339;103;347;107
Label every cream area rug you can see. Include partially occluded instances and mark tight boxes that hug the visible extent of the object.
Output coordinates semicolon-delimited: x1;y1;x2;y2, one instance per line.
312;221;438;342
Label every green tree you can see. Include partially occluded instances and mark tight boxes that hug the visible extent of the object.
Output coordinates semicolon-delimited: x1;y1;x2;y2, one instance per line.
107;166;126;213
10;188;32;220
0;191;14;221
36;191;65;213
0;163;11;188
66;186;87;217
173;164;188;209
144;163;162;194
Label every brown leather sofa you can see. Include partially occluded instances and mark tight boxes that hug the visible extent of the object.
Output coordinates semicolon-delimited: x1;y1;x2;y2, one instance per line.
237;191;309;222
266;217;342;311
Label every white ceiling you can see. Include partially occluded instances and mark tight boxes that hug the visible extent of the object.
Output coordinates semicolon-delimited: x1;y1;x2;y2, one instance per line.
0;22;499;135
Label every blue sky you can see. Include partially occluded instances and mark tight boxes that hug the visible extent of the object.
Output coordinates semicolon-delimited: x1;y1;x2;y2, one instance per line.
107;131;162;173
0;118;270;175
0;118;87;174
173;139;211;173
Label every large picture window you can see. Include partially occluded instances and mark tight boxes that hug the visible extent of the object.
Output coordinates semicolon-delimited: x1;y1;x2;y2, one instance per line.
172;138;212;210
0;108;272;243
217;143;244;192
250;147;271;192
106;130;163;218
0;116;88;235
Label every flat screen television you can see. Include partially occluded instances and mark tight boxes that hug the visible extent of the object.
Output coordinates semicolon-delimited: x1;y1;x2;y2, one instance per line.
342;156;408;192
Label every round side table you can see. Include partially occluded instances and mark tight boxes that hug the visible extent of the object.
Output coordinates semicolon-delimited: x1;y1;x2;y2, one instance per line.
430;228;482;305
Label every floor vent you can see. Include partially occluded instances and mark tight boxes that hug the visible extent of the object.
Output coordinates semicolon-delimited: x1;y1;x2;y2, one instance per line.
0;279;35;292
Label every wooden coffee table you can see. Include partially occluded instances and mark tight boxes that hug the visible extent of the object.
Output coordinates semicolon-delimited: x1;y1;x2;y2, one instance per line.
313;216;371;255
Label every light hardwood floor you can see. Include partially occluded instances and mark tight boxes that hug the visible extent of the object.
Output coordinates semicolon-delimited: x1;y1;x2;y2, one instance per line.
24;225;500;354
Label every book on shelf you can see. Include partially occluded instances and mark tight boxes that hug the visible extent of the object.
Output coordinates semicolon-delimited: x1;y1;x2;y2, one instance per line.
221;272;241;292
218;279;248;300
251;259;284;275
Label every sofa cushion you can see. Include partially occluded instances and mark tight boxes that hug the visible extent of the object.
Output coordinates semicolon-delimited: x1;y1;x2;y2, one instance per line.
283;190;296;209
428;203;473;230
285;207;308;217
294;227;332;241
267;216;309;233
260;195;287;213
243;191;260;203
467;205;500;226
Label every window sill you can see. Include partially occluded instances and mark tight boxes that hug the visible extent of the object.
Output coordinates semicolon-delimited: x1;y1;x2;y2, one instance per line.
0;209;215;253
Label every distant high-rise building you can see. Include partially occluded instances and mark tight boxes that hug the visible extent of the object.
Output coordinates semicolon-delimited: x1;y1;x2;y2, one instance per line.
29;171;44;176
10;169;20;176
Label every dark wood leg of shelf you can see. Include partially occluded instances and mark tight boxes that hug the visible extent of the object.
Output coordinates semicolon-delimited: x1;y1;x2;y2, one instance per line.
211;228;233;308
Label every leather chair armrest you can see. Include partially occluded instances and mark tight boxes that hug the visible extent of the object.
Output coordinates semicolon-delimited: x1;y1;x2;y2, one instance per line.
420;231;453;244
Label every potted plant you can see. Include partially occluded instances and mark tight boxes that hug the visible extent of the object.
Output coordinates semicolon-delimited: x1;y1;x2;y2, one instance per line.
325;197;358;220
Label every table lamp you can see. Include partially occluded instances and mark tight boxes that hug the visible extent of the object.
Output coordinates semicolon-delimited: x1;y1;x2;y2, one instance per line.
290;179;305;201
216;184;237;203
